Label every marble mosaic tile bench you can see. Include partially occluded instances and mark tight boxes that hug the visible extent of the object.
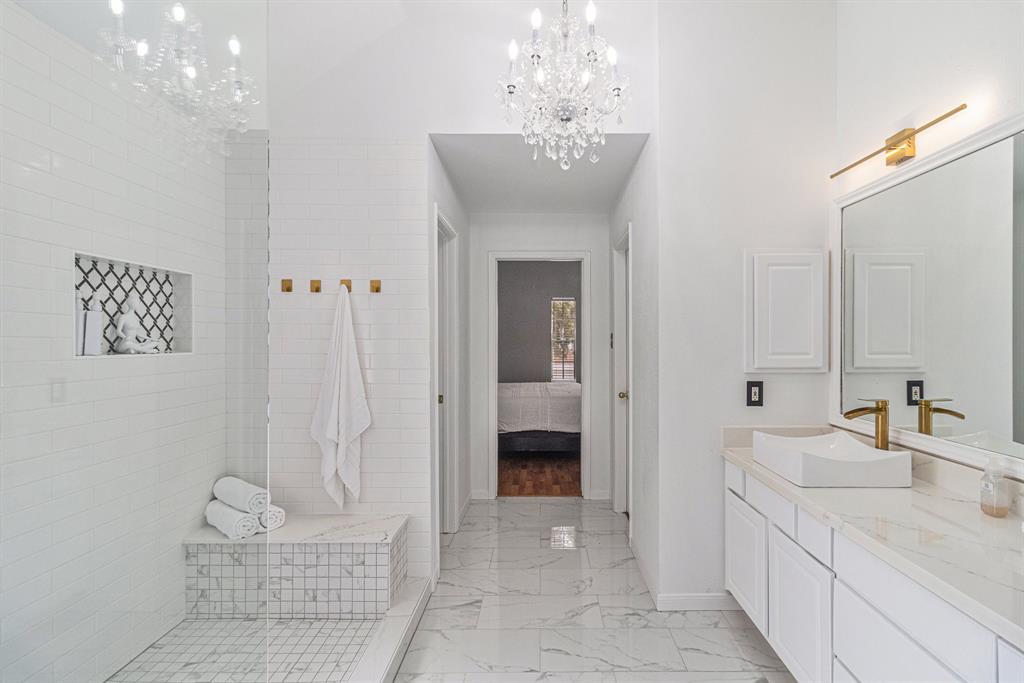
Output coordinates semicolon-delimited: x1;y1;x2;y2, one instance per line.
183;514;408;620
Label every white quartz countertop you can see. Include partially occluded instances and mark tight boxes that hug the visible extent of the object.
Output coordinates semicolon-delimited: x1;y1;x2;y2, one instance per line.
183;513;408;545
723;447;1024;651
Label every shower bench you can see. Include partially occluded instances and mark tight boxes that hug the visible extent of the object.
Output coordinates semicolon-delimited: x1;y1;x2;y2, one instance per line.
182;514;408;620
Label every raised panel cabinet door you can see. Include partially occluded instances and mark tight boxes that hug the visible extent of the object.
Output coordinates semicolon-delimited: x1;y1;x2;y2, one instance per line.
768;525;834;683
725;490;768;634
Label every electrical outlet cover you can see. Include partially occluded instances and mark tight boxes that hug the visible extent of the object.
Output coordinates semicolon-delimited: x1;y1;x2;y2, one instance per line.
747;380;764;407
906;380;924;406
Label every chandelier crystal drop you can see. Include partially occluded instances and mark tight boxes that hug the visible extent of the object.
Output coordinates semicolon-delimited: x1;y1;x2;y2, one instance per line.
497;0;630;170
97;1;260;153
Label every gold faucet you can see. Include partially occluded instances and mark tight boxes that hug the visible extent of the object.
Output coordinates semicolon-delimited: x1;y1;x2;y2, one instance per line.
917;398;965;436
842;398;890;450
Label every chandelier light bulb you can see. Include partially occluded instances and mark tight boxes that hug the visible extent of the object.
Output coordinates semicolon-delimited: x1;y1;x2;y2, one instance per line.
581;70;591;86
535;66;545;84
109;0;125;16
135;38;149;57
171;3;186;23
508;39;519;61
585;1;597;24
531;8;543;30
606;46;618;66
228;35;241;56
184;64;197;79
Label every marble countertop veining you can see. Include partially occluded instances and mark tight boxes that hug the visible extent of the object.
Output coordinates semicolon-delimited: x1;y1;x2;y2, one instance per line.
183;513;409;545
723;447;1024;651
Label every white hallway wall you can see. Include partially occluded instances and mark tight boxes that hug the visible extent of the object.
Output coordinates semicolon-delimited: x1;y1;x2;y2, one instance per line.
0;4;229;680
467;213;613;500
268;0;658;580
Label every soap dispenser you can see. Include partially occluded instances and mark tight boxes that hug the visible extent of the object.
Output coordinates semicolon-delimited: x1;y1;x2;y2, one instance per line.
980;457;1012;518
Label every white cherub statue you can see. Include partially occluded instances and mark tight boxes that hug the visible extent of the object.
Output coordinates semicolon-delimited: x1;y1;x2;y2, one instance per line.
113;292;161;354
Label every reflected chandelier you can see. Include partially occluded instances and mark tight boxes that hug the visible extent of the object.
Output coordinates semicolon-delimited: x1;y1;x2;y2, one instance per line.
98;0;259;152
497;0;630;170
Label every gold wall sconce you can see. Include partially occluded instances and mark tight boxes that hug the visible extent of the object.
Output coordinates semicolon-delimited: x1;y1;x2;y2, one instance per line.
370;279;382;293
830;103;967;179
281;278;293;293
340;279;352;292
310;279;321;293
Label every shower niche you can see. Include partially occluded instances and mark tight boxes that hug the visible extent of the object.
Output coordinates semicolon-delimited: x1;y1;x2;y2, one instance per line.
74;254;194;356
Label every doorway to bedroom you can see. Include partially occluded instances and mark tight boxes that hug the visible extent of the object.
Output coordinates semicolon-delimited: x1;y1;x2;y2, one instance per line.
496;260;583;496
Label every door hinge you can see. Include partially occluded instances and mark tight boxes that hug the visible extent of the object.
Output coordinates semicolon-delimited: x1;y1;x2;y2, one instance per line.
610;333;614;349
438;394;444;405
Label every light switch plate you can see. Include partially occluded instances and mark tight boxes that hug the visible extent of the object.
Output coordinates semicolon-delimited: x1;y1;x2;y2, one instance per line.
747;381;764;407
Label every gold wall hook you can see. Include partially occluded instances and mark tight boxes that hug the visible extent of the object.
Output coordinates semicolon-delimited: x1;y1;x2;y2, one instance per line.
281;279;293;293
370;279;382;293
340;279;352;292
310;279;321;293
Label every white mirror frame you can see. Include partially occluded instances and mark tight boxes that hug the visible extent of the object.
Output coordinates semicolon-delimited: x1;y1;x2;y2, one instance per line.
829;111;1024;477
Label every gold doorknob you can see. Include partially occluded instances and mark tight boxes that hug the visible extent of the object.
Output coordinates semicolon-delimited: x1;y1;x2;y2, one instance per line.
618;391;629;400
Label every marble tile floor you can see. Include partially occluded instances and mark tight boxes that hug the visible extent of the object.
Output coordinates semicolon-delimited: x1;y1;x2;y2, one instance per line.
397;498;795;683
106;618;376;683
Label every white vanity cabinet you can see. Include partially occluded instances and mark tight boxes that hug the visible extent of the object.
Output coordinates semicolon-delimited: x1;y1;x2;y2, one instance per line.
768;526;833;683
724;490;768;633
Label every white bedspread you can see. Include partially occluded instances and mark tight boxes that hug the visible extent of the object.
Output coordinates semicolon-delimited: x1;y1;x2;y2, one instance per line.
498;382;582;434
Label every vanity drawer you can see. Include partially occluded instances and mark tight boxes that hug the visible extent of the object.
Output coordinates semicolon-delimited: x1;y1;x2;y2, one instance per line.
834;534;995;682
796;508;832;567
724;460;745;496
834;580;958;683
998;639;1024;682
744;476;796;537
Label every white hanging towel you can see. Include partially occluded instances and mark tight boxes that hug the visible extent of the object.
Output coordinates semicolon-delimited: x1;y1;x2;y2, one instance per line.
311;286;371;510
213;476;270;515
205;500;259;540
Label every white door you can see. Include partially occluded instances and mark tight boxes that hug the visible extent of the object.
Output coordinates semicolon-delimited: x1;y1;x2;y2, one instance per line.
435;209;458;534
724;490;768;634
437;231;449;526
768;526;834;683
612;229;632;516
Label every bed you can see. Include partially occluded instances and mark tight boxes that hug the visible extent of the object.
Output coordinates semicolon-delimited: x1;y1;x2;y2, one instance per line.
498;382;581;453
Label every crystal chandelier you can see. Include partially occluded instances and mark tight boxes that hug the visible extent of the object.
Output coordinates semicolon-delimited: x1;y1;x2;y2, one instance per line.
98;0;260;152
497;0;630;170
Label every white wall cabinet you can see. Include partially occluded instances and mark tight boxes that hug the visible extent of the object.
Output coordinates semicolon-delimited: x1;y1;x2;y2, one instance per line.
725;490;768;634
768;526;833;683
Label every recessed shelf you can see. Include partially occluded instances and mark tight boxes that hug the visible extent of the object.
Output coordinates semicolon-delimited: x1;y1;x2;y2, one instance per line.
74;253;193;357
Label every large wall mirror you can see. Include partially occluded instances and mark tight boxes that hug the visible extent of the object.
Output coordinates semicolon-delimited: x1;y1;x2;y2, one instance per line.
841;131;1023;461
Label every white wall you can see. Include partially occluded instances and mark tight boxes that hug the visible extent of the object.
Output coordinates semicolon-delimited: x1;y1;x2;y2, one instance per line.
427;143;472;538
834;0;1024;195
652;0;836;607
610;137;660;593
0;4;229;680
225;131;270;486
468;213;612;499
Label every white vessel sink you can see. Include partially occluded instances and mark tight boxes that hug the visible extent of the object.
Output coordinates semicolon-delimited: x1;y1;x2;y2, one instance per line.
753;431;911;488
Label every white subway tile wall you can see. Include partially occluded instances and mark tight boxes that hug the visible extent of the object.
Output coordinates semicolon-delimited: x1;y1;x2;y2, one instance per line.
268;138;431;577
225;131;270;488
0;4;247;681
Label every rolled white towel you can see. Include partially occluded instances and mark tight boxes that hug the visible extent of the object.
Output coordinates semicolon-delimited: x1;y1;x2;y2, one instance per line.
213;476;269;515
257;505;286;533
205;500;259;540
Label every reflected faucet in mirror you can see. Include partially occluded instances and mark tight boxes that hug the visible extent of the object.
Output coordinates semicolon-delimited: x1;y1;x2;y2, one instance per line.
842;399;890;450
917;398;965;436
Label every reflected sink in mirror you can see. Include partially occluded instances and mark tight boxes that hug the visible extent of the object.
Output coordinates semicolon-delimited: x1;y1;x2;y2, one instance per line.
946;431;1024;460
753;431;911;488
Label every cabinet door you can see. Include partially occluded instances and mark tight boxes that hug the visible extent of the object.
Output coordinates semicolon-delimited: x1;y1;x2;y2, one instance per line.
768;525;833;683
725;490;768;634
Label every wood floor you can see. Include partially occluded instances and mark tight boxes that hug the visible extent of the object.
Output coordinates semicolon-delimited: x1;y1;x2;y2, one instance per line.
497;452;581;496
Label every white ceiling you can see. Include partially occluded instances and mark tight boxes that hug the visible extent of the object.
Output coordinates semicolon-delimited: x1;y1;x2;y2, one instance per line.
431;133;648;214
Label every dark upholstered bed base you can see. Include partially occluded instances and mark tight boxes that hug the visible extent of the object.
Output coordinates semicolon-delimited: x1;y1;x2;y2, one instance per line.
499;430;581;454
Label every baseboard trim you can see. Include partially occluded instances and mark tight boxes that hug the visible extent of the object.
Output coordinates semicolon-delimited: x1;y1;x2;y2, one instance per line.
656;592;741;611
458;494;471;526
588;489;611;501
471;489;491;500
